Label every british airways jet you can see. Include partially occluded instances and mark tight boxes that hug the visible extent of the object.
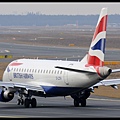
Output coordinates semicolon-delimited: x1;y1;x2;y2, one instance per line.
0;8;120;108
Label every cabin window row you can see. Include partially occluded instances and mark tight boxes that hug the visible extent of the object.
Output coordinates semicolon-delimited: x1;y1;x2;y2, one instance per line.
11;67;63;74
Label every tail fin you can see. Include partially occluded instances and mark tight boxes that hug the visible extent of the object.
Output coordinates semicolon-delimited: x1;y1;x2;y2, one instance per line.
82;8;108;67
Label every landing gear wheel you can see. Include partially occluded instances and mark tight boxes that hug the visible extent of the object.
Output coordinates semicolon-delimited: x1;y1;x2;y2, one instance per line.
24;98;30;108
31;98;37;108
74;99;79;107
80;99;86;107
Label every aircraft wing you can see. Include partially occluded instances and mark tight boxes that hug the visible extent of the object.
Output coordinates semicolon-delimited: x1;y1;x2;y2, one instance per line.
92;79;120;89
0;81;45;92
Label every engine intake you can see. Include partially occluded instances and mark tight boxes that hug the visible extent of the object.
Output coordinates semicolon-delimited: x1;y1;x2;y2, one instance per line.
0;89;14;102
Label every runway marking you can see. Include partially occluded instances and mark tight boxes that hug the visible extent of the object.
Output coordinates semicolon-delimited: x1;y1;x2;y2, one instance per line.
88;97;120;102
0;115;49;118
5;50;10;52
0;115;70;118
0;102;15;105
85;106;120;112
0;115;28;118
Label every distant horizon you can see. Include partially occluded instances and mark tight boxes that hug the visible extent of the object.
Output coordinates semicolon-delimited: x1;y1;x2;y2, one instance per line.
0;13;119;27
0;11;119;16
0;2;120;15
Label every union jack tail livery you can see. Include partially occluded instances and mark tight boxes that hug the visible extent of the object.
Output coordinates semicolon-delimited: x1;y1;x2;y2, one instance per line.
87;8;108;67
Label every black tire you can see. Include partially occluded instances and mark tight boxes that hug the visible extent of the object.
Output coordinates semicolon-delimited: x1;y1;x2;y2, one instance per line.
74;99;79;107
80;99;86;107
24;98;30;108
31;98;37;108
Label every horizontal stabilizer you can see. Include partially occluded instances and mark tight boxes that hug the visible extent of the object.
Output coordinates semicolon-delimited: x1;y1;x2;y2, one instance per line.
112;69;120;73
93;78;120;87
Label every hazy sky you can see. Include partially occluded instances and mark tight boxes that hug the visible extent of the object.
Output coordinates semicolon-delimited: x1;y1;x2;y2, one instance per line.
0;2;120;15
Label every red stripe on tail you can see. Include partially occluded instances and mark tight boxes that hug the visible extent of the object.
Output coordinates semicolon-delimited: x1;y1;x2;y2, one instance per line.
92;15;108;41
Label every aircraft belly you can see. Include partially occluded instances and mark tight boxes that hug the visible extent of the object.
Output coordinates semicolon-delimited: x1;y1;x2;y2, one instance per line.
41;85;83;96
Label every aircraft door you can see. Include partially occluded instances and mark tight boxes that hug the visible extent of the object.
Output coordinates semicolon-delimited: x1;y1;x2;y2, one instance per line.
9;71;12;81
63;70;68;85
7;67;13;81
63;63;73;85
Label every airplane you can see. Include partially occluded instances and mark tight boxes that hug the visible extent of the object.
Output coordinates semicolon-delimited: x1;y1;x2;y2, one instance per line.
0;7;120;108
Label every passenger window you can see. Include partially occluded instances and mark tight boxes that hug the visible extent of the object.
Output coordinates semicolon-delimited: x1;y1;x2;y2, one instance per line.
38;69;40;73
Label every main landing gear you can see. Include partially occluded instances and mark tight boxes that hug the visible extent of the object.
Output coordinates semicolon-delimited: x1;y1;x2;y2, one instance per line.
17;97;37;108
17;92;37;108
24;97;37;108
74;98;86;107
71;89;91;107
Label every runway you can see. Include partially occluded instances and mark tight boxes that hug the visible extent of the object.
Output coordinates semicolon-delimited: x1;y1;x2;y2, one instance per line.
0;42;120;63
0;95;120;118
0;42;120;118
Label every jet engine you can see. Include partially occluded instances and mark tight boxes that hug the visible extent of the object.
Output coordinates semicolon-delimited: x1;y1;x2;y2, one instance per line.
0;89;14;102
98;66;112;79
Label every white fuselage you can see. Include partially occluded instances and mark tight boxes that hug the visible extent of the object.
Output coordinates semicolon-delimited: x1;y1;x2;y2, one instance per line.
2;59;100;96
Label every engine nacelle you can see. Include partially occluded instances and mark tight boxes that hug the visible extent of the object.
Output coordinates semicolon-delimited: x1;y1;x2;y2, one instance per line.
0;89;14;102
98;66;112;79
